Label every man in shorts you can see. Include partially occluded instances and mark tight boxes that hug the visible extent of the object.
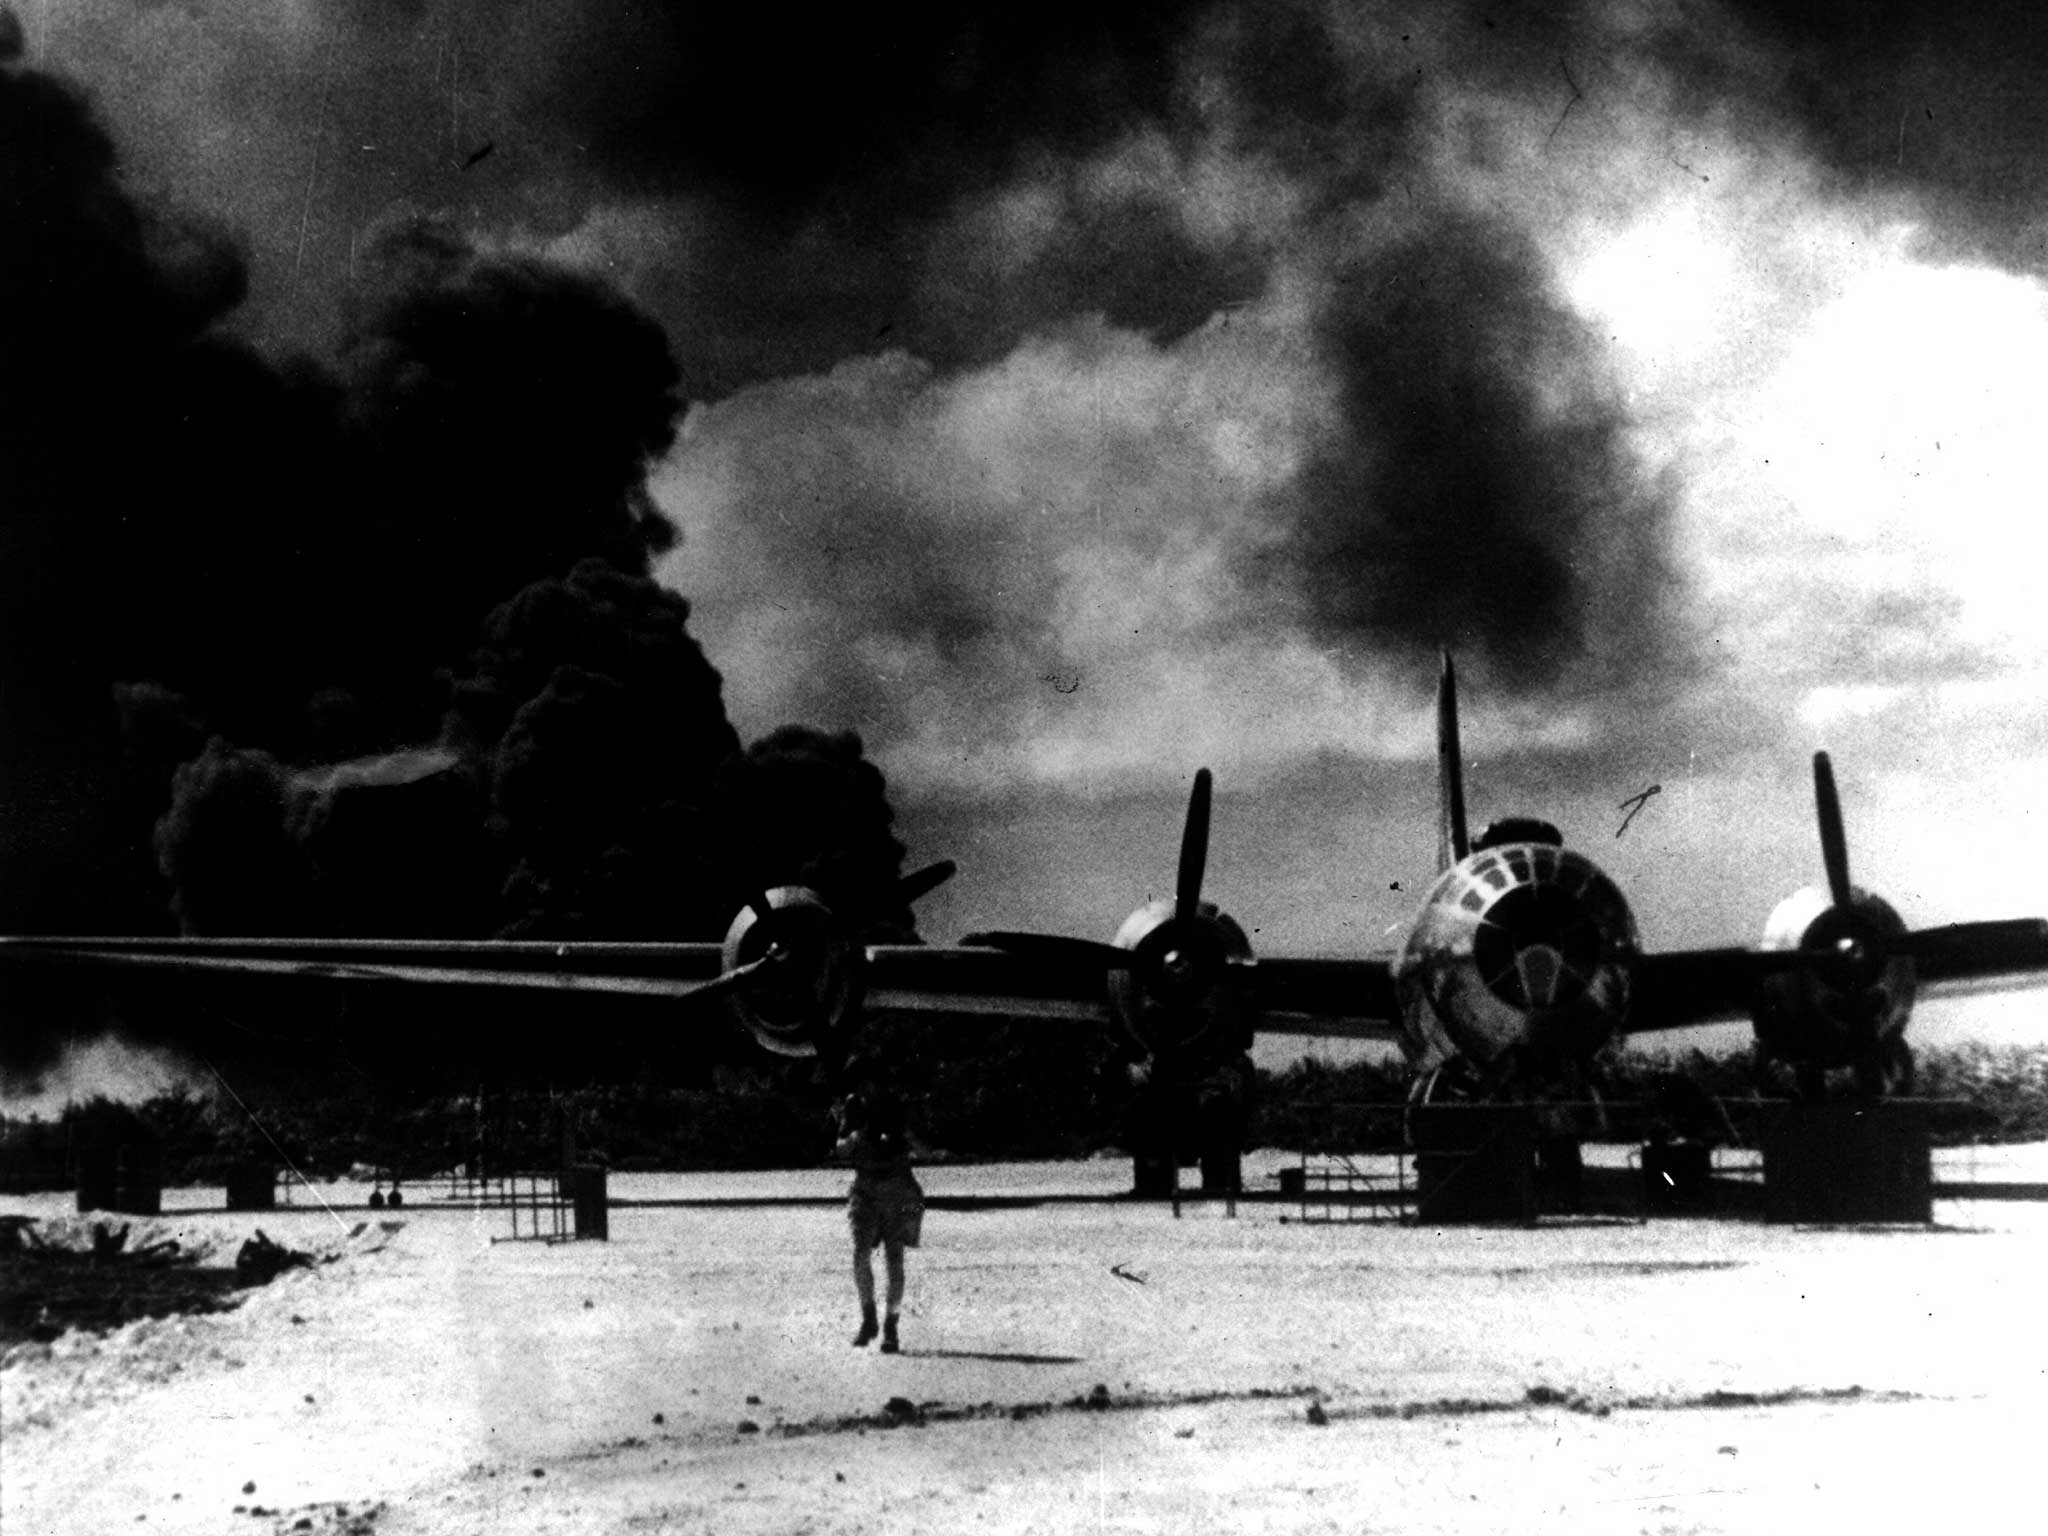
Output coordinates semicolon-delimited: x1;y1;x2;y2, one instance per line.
833;1056;923;1353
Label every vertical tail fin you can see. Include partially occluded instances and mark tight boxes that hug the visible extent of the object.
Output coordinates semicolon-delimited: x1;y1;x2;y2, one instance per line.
1437;649;1470;874
1175;768;1213;932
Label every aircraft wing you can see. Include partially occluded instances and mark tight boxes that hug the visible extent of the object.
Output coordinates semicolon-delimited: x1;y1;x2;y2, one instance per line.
866;946;1406;1040
1904;918;2048;986
864;944;1113;1021
1;933;1410;1042
1249;956;1405;1040
1626;917;2048;1034
1625;947;1801;1034
0;935;732;999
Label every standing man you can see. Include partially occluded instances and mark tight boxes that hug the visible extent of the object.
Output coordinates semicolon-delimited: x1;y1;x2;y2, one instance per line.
832;1054;923;1353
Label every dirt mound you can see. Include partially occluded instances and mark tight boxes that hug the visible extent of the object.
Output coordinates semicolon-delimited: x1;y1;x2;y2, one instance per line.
0;1216;319;1347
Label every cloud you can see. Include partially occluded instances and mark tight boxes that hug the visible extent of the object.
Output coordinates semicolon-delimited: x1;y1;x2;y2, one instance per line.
1711;0;2048;271
17;0;2048;959
655;275;1661;798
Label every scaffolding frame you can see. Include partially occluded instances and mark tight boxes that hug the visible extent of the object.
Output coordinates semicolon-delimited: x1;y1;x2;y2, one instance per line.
1291;1151;1412;1223
439;1168;575;1243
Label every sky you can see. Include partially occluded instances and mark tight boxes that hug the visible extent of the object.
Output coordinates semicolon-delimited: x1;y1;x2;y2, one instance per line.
9;0;2048;1061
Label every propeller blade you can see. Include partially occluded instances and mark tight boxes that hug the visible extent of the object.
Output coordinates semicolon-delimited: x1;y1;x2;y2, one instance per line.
671;950;780;1010
961;931;1137;971
897;859;957;908
1813;751;1853;910
746;890;776;926
1175;768;1213;931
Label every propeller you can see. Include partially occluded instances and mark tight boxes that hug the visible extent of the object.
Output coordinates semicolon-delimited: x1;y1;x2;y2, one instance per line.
1814;751;1853;911
959;769;1249;1061
1812;752;2048;981
897;859;958;909
718;856;961;1057
1438;649;1470;872
1806;750;1882;989
963;769;1217;978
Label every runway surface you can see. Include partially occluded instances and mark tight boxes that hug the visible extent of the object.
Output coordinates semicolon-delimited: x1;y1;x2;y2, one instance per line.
6;1149;2048;1534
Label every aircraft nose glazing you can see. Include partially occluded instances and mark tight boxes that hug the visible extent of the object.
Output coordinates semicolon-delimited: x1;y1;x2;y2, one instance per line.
1472;882;1604;1012
1516;944;1565;1008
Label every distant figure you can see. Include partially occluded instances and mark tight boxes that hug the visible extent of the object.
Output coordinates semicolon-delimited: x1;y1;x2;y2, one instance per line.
832;1055;923;1353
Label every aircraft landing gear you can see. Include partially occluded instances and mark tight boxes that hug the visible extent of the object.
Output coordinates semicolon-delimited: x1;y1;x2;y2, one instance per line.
1124;1053;1252;1199
1851;1036;1915;1099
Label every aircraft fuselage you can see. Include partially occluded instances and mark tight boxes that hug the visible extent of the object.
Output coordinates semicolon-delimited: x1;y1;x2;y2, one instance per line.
1396;839;1640;1077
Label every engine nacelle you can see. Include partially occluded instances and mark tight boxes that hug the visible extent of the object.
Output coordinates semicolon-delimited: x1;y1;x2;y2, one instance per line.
1106;898;1254;1064
1395;840;1639;1078
1754;884;1916;1088
720;887;864;1059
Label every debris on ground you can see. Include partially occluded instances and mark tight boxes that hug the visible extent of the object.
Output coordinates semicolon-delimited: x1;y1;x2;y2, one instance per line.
234;1231;316;1286
1;1219;245;1345
0;1219;323;1346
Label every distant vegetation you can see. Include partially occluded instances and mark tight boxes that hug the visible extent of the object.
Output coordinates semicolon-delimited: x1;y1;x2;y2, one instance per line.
6;1042;2048;1190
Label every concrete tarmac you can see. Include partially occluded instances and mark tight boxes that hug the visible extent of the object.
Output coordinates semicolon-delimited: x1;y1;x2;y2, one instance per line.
6;1150;2047;1534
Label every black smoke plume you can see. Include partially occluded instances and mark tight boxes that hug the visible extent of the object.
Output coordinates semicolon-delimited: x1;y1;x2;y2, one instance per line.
507;2;1203;208
717;728;916;941
0;53;317;929
1717;0;2048;270
152;743;316;938
0;49;690;934
1280;216;1683;691
335;214;682;647
447;560;741;939
151;741;500;940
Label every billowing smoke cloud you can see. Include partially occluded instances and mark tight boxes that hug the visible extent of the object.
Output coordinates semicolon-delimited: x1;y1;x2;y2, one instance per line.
13;0;2048;971
336;215;681;628
448;560;741;939
0;1035;209;1122
151;740;492;938
634;0;2048;807
718;727;915;938
154;743;318;938
147;560;923;947
1281;215;1683;692
0;49;315;929
495;3;1198;206
0;41;692;934
1713;0;2048;271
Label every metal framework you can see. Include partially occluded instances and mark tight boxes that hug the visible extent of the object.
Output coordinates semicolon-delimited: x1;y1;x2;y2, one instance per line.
1290;1152;1412;1223
438;1169;576;1242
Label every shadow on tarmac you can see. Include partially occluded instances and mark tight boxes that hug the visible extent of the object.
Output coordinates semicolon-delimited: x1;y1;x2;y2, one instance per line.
903;1349;1085;1366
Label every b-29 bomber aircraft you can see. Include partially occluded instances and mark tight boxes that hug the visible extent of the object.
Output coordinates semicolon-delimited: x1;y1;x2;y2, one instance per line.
948;653;2048;1170
5;654;2048;1185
